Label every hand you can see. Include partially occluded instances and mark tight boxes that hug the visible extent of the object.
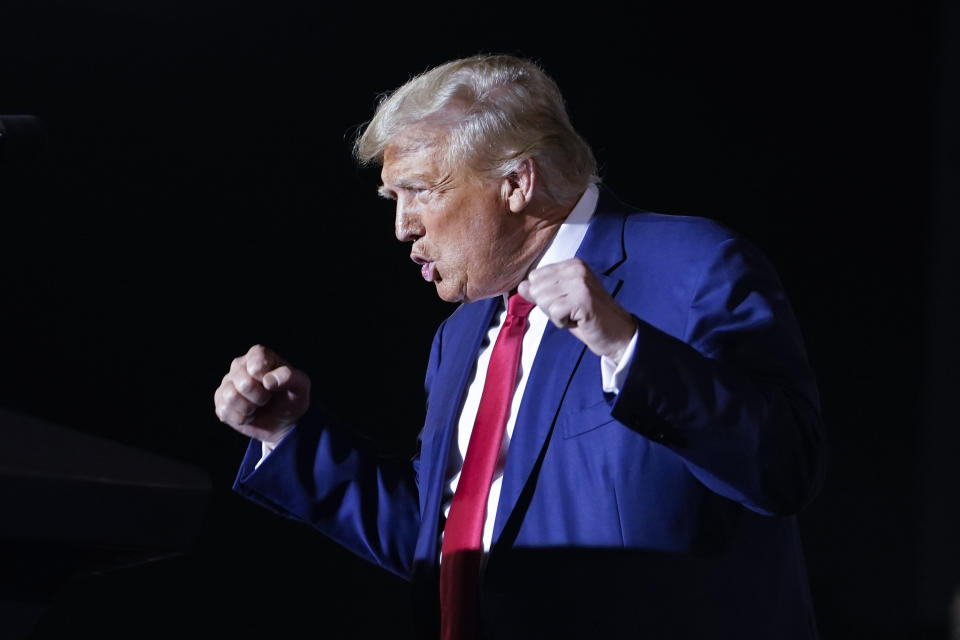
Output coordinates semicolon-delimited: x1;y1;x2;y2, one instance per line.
214;344;311;444
518;258;637;362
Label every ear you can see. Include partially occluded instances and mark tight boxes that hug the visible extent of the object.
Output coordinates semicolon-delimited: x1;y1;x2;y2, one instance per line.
503;157;536;213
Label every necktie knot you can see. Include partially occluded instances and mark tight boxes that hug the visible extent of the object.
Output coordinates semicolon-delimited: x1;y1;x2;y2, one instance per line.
506;292;535;320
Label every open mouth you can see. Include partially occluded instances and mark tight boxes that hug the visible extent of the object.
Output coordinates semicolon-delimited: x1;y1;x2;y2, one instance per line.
411;254;439;282
420;261;437;282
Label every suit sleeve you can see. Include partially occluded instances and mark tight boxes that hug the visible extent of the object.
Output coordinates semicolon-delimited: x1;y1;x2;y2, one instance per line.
610;235;826;516
232;398;425;581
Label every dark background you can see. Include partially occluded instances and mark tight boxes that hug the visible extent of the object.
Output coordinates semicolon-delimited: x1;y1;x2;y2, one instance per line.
1;2;957;639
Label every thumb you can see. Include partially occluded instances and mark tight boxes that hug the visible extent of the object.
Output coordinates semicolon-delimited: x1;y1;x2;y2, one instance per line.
263;365;296;392
517;279;532;300
263;366;311;401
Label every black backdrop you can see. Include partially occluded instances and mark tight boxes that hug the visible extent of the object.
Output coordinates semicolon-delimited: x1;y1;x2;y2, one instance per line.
1;2;956;639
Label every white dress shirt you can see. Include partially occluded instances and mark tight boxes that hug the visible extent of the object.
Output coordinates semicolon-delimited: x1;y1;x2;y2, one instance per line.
440;185;638;552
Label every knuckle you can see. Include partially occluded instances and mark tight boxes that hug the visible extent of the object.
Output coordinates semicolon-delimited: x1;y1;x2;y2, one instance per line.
235;375;254;394
216;404;237;424
221;384;239;404
572;262;587;277
247;359;265;377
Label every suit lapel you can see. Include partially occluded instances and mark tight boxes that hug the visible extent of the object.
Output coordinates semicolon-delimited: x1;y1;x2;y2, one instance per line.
577;188;629;277
492;197;628;545
414;297;499;564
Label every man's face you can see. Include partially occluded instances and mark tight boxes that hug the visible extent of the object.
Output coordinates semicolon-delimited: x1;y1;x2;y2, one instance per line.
379;129;524;303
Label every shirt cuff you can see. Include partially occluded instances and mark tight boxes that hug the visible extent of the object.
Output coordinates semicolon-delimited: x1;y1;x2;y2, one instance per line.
254;425;293;470
600;329;639;394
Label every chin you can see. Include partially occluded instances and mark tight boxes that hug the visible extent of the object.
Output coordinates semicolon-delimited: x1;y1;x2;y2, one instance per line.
434;280;464;304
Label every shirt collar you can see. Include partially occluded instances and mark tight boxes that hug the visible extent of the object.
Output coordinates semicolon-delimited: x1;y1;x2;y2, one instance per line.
532;184;599;270
501;184;600;306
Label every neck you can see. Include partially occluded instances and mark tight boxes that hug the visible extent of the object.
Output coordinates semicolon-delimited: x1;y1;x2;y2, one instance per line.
502;193;580;292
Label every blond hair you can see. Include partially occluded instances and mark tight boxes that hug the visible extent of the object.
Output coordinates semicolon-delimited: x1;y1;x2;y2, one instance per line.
353;54;599;206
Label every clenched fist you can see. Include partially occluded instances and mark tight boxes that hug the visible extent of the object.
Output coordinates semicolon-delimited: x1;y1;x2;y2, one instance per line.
518;258;637;363
214;344;311;444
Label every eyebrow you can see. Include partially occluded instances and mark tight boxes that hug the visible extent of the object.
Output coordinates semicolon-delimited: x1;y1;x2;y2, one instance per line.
377;174;433;198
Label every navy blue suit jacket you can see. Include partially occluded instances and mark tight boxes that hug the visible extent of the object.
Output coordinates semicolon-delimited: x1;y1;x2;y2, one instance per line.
235;189;825;639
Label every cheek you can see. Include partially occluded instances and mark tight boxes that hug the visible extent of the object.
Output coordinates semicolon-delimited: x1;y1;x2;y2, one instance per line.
430;194;502;272
442;244;471;281
430;212;473;260
447;222;493;274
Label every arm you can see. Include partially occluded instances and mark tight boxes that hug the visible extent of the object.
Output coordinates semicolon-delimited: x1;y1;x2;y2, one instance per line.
215;345;421;579
611;237;825;515
520;238;825;517
233;408;421;580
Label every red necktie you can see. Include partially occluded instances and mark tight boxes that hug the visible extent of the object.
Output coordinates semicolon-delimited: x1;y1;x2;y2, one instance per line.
440;292;536;640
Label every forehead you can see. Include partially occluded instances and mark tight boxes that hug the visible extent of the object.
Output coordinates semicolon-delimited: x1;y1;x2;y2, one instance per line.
382;142;438;181
380;125;448;183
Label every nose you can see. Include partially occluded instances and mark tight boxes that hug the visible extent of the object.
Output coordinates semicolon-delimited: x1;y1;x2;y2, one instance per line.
394;203;424;243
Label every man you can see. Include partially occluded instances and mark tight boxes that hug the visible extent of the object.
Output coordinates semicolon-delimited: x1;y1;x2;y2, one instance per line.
215;54;825;639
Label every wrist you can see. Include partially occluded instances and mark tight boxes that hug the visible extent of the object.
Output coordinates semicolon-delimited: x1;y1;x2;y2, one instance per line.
603;314;639;363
